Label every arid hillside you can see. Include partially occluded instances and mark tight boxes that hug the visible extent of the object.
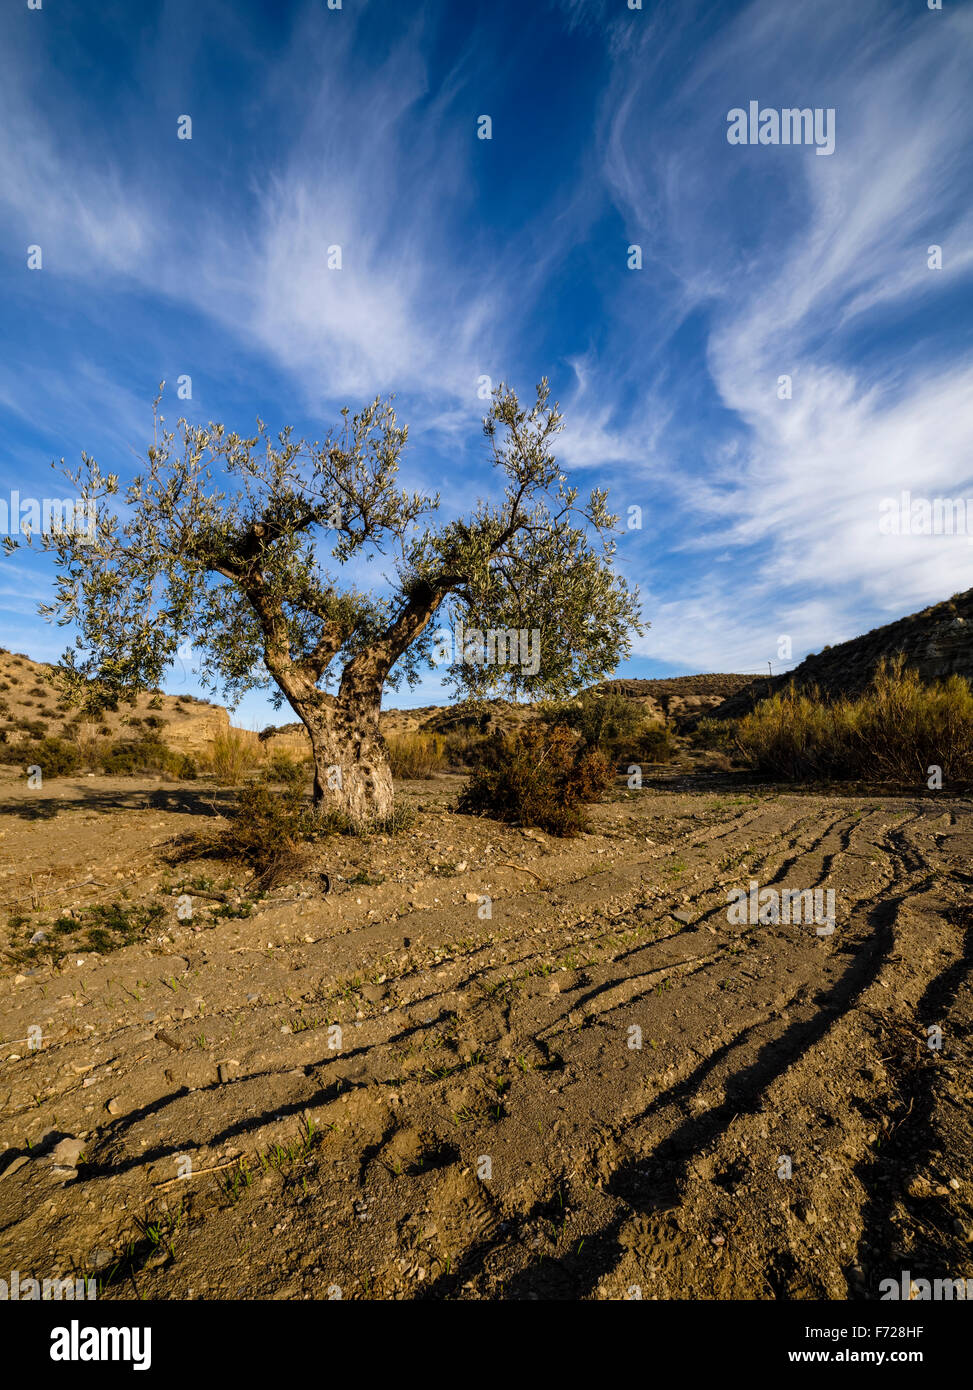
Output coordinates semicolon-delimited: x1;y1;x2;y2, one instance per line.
0;650;230;757
709;588;973;722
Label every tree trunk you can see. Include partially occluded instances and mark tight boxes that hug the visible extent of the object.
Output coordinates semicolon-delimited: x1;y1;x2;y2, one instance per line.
304;698;394;824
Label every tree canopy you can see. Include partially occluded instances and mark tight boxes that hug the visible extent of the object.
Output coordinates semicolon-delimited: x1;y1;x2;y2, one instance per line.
16;380;644;725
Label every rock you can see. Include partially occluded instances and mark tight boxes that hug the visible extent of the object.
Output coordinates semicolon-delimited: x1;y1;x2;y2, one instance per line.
48;1137;84;1169
0;1155;30;1183
29;931;48;945
106;1098;121;1115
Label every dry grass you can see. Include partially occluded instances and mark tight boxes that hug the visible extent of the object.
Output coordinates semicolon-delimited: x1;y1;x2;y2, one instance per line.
387;732;447;779
734;657;973;784
206;728;263;783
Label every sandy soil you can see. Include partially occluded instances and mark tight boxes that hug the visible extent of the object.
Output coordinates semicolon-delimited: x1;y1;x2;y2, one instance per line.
1;769;970;1300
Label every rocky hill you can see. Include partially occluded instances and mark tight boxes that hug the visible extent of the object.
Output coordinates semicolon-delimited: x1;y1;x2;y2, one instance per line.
594;674;756;729
706;588;973;722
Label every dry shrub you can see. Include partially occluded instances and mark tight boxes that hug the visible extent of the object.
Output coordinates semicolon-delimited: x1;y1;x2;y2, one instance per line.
458;724;613;836
207;728;262;783
559;690;675;765
441;729;488;767
387;732;446;778
17;736;80;777
214;772;321;887
735;657;973;784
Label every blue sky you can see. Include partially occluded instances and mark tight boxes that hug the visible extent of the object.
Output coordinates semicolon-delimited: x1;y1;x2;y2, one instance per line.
1;0;971;727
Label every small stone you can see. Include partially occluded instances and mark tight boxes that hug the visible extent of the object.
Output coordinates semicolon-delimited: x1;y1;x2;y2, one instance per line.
106;1098;121;1116
48;1137;84;1169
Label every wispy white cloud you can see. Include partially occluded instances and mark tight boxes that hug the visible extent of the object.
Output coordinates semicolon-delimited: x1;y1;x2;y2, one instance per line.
590;0;973;667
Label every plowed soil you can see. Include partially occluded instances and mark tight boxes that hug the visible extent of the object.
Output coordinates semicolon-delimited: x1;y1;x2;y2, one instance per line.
1;771;971;1300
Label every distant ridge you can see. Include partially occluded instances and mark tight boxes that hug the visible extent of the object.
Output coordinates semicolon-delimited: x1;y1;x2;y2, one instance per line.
596;674;756;700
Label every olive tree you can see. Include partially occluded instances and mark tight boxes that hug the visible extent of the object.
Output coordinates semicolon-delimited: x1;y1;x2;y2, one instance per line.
14;380;643;822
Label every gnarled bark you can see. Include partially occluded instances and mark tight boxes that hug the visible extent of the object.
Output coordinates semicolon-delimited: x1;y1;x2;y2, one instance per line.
305;699;394;823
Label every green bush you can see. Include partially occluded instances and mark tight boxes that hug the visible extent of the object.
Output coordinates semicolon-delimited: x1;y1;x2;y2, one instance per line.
23;737;81;777
689;718;737;750
559;690;643;750
633;722;675;763
458;724;613;836
267;749;308;784
559;690;674;764
100;736;196;779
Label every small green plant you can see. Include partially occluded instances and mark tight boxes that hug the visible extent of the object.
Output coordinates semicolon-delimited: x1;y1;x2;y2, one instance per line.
347;867;386;885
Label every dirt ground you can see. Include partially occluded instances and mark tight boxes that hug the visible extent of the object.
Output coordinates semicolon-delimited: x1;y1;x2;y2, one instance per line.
1;768;971;1300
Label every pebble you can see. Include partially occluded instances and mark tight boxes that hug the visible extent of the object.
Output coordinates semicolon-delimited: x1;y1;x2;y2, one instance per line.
48;1137;84;1169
